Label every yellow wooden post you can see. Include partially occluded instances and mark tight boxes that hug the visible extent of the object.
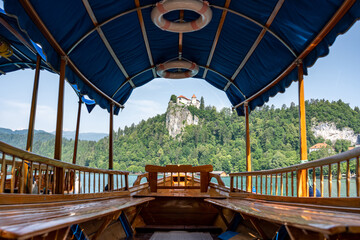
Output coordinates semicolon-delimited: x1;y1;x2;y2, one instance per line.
54;57;66;194
245;102;252;192
109;103;114;191
297;61;308;197
25;55;41;193
26;55;41;152
72;97;82;164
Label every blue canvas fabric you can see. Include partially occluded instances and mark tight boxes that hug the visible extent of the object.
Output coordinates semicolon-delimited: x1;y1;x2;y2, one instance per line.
0;9;51;75
4;0;360;115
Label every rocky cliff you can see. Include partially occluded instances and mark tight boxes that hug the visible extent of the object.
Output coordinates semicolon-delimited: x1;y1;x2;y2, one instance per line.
311;122;359;145
166;102;199;138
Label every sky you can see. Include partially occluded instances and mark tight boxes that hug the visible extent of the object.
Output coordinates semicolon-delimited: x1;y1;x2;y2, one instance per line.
0;19;359;134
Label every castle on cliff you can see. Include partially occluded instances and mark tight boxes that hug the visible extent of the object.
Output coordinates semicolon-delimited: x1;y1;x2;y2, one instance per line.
176;94;200;109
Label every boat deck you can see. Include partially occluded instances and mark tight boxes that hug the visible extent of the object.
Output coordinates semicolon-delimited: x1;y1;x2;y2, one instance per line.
205;198;360;237
0;196;154;239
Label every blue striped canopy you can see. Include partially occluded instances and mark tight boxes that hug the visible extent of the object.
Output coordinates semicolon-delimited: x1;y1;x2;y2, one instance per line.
4;0;360;115
0;8;51;74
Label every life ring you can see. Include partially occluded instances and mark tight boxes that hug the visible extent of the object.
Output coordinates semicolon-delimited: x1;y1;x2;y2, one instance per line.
156;60;199;79
151;0;212;33
0;38;13;58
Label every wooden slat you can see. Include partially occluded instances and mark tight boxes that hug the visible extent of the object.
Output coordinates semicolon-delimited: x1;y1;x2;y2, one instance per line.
45;165;50;194
10;156;16;193
125;174;128;190
103;173;105;192
256;175;258;194
285;172;288;196
236;176;239;190
275;174;278;196
260;175;263;194
52;168;56;194
98;173;100;193
29;161;33;194
88;171;91;193
120;174;123;188
270;174;273;195
337;162;341;197
0;153;5;193
320;166;324;197
291;171;294;196
38;164;42;194
357;157;360;197
230;176;234;192
19;159;25;194
346;159;350;197
280;173;283;196
329;164;332;197
265;175;268;195
312;167;316;197
84;171;86;193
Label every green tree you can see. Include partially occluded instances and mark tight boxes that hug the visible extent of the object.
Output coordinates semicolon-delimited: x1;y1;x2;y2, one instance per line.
200;96;205;110
334;139;351;153
170;94;177;103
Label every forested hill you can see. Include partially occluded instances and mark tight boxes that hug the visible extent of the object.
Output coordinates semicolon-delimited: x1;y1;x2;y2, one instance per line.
1;99;359;173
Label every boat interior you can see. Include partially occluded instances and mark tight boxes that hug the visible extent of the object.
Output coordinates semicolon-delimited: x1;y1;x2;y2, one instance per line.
0;0;360;239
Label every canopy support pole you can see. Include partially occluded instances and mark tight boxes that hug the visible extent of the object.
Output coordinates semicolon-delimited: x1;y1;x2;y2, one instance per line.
72;97;82;164
26;55;41;152
54;57;66;194
297;62;308;197
109;103;114;191
25;54;41;193
245;102;252;192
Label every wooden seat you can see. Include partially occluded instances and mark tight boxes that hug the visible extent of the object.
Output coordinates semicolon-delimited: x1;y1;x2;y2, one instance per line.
0;196;154;239
205;198;360;237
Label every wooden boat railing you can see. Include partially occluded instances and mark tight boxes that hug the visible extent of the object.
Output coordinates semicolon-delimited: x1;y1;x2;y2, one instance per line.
230;147;360;199
145;164;213;192
0;140;129;195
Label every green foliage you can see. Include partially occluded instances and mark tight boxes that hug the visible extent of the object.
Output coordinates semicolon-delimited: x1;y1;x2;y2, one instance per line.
1;99;358;174
170;94;177;103
200;96;205;110
334;139;351;153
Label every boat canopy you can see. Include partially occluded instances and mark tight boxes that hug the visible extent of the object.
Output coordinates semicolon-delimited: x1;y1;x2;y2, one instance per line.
0;8;51;74
3;0;360;115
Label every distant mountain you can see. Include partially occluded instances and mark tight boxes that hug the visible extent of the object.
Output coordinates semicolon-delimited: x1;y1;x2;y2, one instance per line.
59;131;108;141
0;128;54;149
0;128;107;150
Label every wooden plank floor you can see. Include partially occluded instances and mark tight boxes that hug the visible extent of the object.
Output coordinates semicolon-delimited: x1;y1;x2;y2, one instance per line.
0;196;154;239
150;231;213;240
205;198;360;235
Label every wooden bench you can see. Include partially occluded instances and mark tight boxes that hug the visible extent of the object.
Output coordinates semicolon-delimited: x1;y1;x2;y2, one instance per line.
0;196;154;239
205;198;360;238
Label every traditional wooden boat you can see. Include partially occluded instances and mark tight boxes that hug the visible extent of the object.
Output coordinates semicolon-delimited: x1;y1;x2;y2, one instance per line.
0;0;360;239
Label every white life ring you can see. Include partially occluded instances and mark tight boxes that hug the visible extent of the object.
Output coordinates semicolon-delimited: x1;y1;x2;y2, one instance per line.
156;60;199;79
151;0;212;33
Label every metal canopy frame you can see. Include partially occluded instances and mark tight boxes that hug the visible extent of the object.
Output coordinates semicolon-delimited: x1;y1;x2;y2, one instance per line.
233;0;356;110
15;0;357;112
19;0;124;109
